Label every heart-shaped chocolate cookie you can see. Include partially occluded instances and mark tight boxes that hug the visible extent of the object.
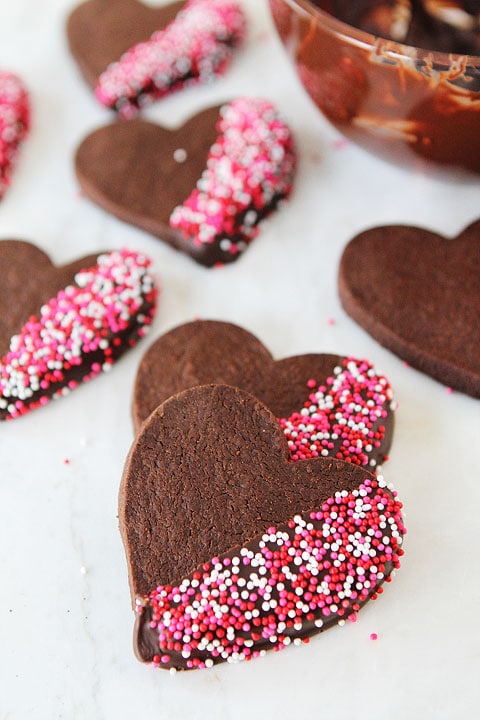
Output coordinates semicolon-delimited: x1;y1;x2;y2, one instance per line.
133;320;395;470
0;72;30;201
120;384;405;670
67;0;246;115
0;241;157;420
338;220;480;398
75;98;296;266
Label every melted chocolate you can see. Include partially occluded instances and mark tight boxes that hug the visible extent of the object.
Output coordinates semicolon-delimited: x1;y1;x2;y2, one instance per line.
314;1;480;54
270;0;480;173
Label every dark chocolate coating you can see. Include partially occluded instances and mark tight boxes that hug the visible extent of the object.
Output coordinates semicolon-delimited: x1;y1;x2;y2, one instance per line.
66;0;185;89
338;219;480;398
134;483;401;667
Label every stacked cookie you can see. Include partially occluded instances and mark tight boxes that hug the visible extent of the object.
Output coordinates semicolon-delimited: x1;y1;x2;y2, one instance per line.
120;320;405;671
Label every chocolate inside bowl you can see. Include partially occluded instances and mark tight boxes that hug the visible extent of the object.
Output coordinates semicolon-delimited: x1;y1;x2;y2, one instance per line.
269;0;480;174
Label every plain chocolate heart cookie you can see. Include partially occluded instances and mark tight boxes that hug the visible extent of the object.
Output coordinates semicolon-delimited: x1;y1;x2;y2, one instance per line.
67;0;245;115
120;384;405;670
133;320;395;470
338;220;480;398
0;241;157;419
75;98;296;266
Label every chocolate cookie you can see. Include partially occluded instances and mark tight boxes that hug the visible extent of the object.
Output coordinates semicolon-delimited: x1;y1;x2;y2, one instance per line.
338;220;480;398
120;384;405;670
0;241;157;419
133;320;395;470
67;0;246;116
75;98;296;266
0;72;30;201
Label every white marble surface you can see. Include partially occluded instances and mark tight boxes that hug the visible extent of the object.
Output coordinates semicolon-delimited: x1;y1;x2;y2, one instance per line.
1;1;479;718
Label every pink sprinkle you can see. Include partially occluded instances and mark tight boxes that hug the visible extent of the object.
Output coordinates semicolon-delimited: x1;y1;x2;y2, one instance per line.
370;632;378;641
327;317;336;326
446;387;453;394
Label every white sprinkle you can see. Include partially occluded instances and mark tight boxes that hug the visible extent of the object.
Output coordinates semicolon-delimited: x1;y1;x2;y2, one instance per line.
173;148;188;163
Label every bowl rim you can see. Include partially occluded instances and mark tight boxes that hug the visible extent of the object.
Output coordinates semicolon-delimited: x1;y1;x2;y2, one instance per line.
276;0;480;65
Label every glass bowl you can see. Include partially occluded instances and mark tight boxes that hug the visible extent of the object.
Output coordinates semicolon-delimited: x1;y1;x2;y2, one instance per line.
269;0;480;175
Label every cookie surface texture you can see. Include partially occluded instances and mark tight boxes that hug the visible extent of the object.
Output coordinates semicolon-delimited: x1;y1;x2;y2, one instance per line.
0;242;157;419
75;98;296;266
133;320;395;471
120;384;405;670
0;72;30;201
338;220;480;398
67;0;245;114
